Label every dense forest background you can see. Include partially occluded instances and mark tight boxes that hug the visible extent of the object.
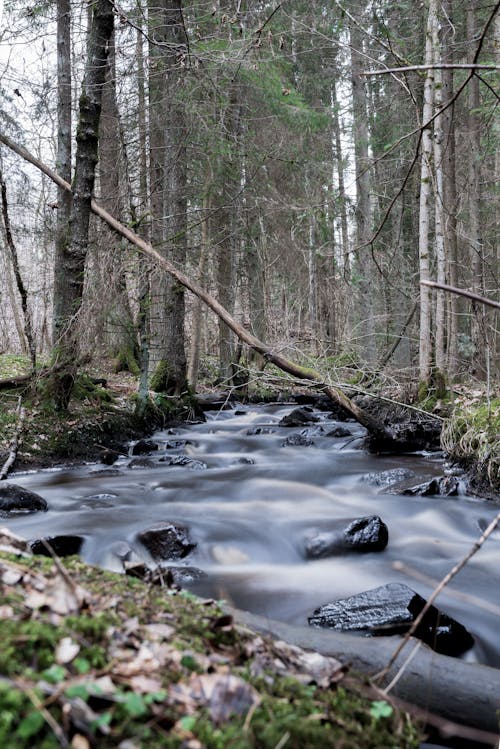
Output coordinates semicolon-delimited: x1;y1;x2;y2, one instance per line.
0;0;498;407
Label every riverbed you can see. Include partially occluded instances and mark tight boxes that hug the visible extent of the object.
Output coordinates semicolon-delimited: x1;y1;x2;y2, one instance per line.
3;402;500;668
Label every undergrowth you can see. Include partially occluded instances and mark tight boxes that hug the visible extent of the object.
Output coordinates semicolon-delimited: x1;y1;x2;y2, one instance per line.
0;552;421;749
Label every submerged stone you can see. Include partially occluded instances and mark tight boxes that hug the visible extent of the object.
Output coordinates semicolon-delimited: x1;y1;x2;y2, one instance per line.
308;582;474;657
0;484;48;514
304;515;389;559
158;455;207;470
281;433;315;447
326;426;353;438
279;407;319;427
388;476;460;497
246;427;276;435
131;439;159;455
137;522;196;562
362;468;416;487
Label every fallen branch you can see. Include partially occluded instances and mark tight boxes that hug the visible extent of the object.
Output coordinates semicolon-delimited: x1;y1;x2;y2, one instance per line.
229;606;500;735
0;396;26;479
362;63;499;76
421;280;500;310
0;131;394;443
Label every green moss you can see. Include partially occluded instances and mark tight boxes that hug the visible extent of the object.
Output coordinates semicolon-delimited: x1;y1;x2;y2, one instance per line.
0;554;422;748
441;398;500;491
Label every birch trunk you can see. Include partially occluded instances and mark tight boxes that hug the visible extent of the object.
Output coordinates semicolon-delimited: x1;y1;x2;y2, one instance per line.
418;0;437;386
349;14;376;365
467;5;487;380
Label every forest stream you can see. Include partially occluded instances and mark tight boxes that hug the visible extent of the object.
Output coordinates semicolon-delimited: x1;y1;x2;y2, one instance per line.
2;402;500;672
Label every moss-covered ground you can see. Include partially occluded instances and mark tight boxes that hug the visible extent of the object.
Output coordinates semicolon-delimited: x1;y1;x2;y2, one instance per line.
0;541;421;749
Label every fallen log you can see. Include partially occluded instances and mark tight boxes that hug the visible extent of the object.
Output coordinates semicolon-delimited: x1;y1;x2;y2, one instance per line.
0;131;402;445
228;607;500;737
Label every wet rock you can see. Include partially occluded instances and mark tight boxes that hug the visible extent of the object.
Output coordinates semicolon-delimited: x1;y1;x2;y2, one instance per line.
282;433;315;447
279;407;319;427
164;566;208;586
0;484;48;514
131;439;159;455
232;457;255;465
308;582;474;657
246;427;276;436
362;468;416;487
326;426;353;438
30;535;84;557
99;448;120;465
293;393;351;418
164;439;195;450
158;455;207;471
304;516;389;559
388;476;459;496
128;457;157;469
80;493;117;509
137;522;196;562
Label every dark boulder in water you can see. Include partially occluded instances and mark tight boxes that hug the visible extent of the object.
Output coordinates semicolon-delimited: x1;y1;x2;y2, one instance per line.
30;535;84;557
0;484;48;514
279;407;319;427
308;582;474;657
304;515;389;559
137;522;196;562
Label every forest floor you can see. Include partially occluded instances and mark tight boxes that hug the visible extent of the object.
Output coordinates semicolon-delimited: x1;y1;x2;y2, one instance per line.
0;534;422;749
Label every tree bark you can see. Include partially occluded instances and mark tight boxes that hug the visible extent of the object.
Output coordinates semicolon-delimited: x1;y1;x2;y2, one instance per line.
467;4;487;380
52;0;72;350
418;0;437;386
349;11;376;366
148;0;188;395
0;172;36;370
441;0;460;378
0;132;407;444
52;0;114;409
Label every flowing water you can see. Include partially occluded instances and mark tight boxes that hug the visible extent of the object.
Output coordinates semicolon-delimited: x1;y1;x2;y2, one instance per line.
3;403;500;669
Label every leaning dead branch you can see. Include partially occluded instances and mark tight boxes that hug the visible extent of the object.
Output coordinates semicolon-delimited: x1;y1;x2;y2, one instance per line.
421;280;500;310
0;396;26;480
0;130;396;444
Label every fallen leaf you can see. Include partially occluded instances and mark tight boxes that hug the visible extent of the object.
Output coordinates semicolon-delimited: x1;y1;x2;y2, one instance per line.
71;735;90;749
170;673;261;723
56;637;80;665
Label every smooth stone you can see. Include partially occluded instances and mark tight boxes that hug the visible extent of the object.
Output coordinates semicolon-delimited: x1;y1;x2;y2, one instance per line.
0;484;48;514
281;433;315;447
304;515;389;559
131;439;159;455
326;426;352;438
279;407;319;427
158;456;207;470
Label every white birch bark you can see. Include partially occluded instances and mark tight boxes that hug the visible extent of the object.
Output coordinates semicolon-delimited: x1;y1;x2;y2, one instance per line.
418;0;437;385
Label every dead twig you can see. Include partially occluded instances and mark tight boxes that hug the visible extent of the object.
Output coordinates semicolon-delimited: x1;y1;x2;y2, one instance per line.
375;510;500;686
0;396;26;479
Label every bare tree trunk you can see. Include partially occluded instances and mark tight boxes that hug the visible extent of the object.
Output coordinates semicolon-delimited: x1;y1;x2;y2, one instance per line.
188;195;210;388
467;4;487;380
418;0;437;386
349;13;376;365
432;20;447;376
52;0;114;409
442;0;460;378
0;173;36;370
331;82;350;278
148;0;188;395
52;0;72;348
98;27;137;370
